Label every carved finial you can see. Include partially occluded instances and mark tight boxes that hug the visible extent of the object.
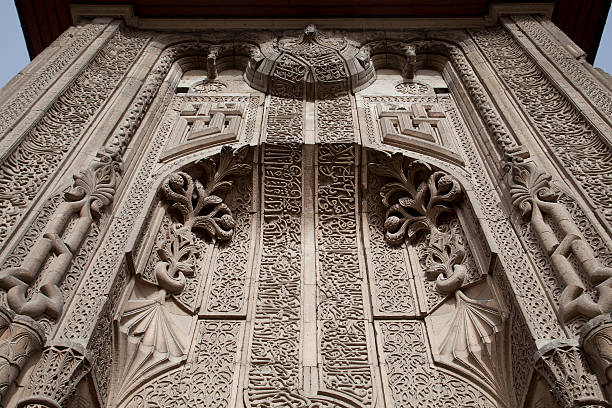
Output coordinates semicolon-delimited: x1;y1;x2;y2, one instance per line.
207;46;220;79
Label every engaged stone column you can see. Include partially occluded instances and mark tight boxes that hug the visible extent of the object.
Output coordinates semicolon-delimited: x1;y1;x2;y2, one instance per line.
18;342;91;408
0;314;44;402
535;339;608;407
582;314;612;401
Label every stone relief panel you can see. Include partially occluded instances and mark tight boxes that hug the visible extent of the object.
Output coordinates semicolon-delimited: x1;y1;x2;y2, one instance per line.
112;145;251;405
471;26;612;228
317;144;373;405
0;28;147;244
10;24;611;408
377;320;497;407
510;15;612;120
246;144;303;405
0;22;106;136
123;320;242;408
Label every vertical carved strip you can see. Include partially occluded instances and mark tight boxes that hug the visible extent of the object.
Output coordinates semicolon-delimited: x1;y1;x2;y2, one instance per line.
365;166;416;316
203;175;253;315
0;28;148;244
316;144;372;404
247;144;303;404
0;22;107;135
510;15;612;120
471;27;612;227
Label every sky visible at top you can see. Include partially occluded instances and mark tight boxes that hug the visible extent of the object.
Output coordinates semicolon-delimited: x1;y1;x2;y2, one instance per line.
0;2;610;89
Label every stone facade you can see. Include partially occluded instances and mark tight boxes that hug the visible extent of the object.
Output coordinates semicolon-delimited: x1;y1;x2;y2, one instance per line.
0;8;611;408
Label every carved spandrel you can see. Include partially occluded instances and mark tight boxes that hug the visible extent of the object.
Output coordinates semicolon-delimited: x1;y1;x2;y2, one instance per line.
113;146;251;405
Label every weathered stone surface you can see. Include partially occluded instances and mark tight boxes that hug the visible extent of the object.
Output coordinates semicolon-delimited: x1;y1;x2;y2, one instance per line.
0;13;611;408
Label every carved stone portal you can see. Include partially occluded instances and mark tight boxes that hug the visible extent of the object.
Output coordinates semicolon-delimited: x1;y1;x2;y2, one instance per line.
0;17;611;408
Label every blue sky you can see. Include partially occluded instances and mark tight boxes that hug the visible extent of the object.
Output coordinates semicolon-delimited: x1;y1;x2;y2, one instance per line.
0;2;611;89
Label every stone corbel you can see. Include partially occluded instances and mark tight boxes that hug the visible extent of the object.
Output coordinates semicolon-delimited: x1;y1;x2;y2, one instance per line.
581;314;612;401
535;339;608;407
504;147;612;324
18;342;90;408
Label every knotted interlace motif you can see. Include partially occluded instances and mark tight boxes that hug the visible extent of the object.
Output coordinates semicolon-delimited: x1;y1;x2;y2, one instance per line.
0;148;122;319
505;150;612;323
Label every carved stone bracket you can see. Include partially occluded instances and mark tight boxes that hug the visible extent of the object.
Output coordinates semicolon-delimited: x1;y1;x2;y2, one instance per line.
368;151;466;294
18;342;91;408
505;148;612;324
535;339;609;407
581;313;612;401
0;148;122;319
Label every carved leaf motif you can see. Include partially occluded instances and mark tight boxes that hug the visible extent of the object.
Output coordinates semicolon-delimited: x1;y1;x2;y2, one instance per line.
115;295;190;405
507;160;557;219
154;227;196;294
65;149;121;218
369;151;466;293
161;145;251;242
436;291;510;400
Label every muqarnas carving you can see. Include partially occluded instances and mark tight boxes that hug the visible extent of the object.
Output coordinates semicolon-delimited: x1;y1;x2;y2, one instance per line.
112;145;251;405
505;148;612;324
369;152;511;402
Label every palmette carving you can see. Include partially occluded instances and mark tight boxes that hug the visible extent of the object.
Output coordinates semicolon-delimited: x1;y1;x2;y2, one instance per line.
505;152;612;323
0;148;122;319
431;290;511;401
114;293;191;405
